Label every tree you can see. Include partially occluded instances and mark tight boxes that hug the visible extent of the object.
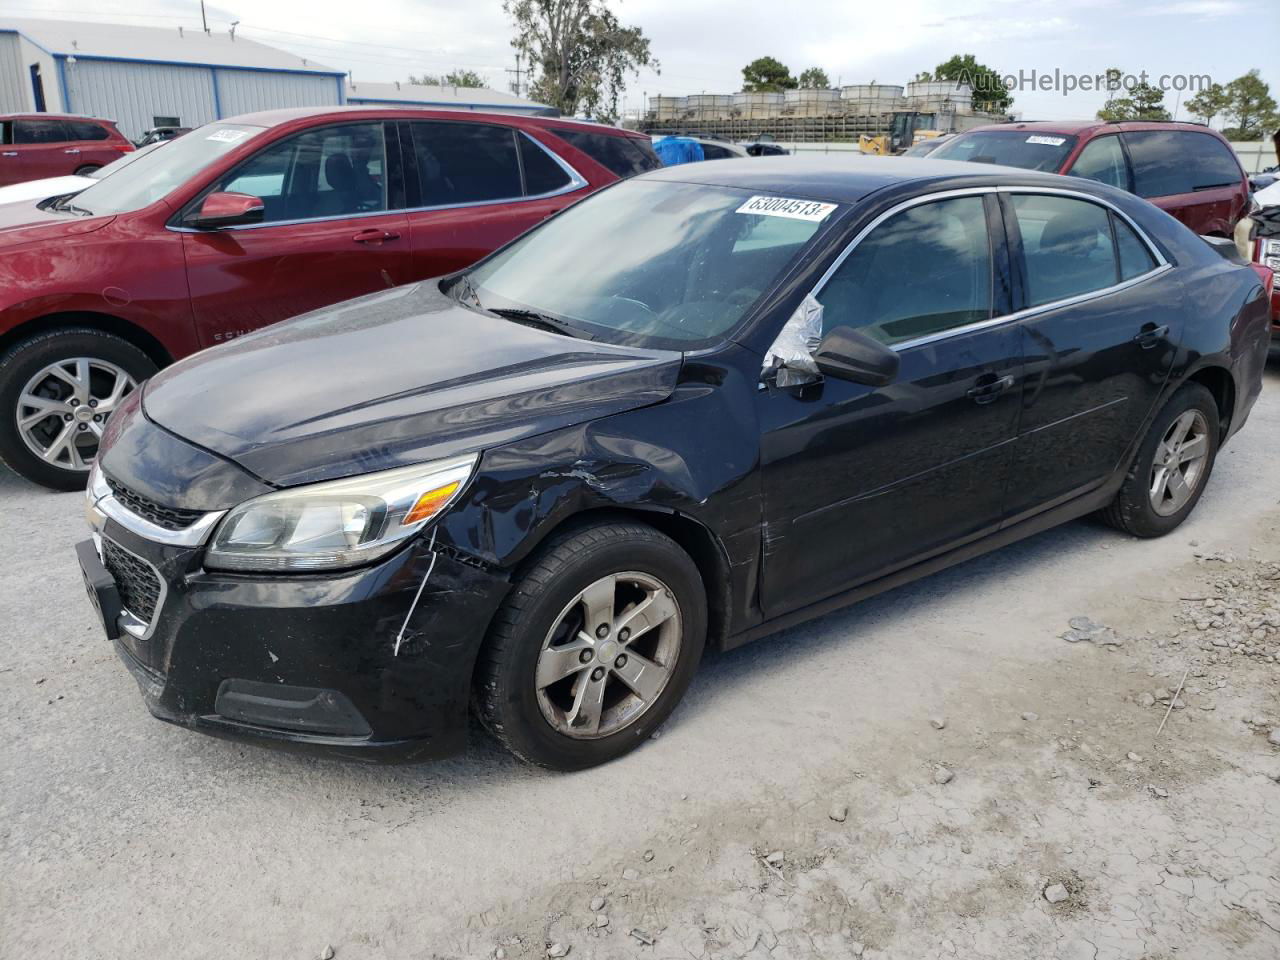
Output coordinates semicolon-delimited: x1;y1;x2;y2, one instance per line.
797;67;830;90
932;53;1012;114
409;69;486;88
1221;69;1277;141
1097;67;1170;122
1186;83;1229;125
741;56;796;93
505;0;658;122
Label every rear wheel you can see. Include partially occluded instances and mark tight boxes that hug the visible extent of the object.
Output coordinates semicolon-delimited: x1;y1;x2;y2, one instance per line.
474;521;706;770
73;165;102;176
0;328;157;490
1101;382;1219;537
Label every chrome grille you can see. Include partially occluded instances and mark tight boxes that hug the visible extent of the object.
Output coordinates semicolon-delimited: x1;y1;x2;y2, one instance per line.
105;475;204;531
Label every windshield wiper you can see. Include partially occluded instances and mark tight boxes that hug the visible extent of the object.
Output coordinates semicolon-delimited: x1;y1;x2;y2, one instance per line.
488;307;589;340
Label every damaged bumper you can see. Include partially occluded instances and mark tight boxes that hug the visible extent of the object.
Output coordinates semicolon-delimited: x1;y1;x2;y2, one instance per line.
81;517;509;763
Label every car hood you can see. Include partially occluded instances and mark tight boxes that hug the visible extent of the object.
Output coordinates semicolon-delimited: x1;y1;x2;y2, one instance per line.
142;281;684;487
0;205;115;251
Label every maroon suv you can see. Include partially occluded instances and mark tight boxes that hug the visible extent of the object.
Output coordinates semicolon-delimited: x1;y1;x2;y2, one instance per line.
0;107;660;489
1;113;134;185
930;120;1249;237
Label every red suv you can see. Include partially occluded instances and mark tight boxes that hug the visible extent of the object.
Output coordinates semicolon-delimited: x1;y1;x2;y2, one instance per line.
0;107;660;489
930;121;1249;237
1;114;134;185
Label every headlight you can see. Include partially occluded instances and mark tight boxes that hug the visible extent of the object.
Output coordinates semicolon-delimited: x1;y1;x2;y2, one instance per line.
205;454;476;572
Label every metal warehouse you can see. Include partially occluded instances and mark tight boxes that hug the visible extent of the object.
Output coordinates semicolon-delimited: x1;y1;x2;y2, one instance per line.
345;80;556;116
0;18;345;140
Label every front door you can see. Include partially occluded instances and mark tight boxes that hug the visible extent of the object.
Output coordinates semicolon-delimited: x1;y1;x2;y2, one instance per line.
181;121;409;346
999;191;1181;521
758;193;1023;616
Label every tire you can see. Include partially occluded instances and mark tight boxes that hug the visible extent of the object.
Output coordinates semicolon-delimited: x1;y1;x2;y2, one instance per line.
1100;382;1219;538
474;520;707;770
0;328;157;491
73;165;102;177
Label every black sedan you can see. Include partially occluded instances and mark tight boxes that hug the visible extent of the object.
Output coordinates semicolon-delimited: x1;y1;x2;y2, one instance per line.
79;157;1272;770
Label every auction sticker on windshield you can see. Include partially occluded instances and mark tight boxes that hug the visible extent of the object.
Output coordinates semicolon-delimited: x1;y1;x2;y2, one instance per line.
207;129;250;143
1026;135;1067;146
736;196;837;222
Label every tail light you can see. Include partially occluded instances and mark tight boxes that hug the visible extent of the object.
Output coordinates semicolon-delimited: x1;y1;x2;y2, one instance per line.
111;143;135;153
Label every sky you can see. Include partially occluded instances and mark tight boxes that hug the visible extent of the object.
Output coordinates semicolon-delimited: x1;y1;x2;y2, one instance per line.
10;0;1280;123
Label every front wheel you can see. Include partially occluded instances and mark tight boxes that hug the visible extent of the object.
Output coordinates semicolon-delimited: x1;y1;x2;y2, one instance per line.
474;521;707;770
0;328;157;490
1100;382;1219;537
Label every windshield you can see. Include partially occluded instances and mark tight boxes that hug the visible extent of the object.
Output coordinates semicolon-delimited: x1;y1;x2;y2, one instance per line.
931;130;1078;172
464;180;837;349
70;123;265;215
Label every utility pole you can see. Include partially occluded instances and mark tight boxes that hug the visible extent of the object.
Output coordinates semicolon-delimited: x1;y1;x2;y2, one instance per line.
506;53;524;98
200;0;209;34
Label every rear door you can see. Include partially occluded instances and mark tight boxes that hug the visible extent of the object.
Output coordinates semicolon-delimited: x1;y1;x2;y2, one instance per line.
399;119;589;281
1122;129;1246;235
0;120;23;186
181;121;410;346
758;192;1023;614
63;119;129;171
1000;190;1182;521
11;117;73;180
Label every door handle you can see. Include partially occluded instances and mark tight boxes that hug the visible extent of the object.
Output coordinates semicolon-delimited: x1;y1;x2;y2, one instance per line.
1133;324;1170;349
967;374;1015;405
63;148;81;155
352;228;400;244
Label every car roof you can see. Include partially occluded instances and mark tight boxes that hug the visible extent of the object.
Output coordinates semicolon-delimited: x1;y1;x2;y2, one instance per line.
635;155;1066;203
0;112;115;122
957;119;1224;138
219;105;648;137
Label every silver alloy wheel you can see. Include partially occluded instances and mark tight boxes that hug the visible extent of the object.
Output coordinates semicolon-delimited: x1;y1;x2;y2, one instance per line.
1149;409;1209;516
535;571;683;739
16;358;136;472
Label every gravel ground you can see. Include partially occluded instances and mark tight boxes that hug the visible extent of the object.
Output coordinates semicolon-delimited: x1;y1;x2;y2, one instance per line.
3;364;1279;960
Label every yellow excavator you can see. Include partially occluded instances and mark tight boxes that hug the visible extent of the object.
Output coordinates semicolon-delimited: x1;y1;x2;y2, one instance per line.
858;112;942;155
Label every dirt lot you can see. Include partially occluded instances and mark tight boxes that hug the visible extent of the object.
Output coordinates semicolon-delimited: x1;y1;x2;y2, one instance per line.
3;365;1279;960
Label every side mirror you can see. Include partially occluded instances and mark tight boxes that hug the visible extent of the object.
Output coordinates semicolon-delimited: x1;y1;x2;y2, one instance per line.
187;191;264;230
812;326;900;386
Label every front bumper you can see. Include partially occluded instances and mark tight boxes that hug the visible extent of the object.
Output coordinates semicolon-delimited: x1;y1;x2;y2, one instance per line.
79;516;510;763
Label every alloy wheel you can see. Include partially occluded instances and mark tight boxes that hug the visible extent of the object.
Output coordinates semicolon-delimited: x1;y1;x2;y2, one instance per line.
1149;409;1209;516
535;571;683;739
16;358;135;472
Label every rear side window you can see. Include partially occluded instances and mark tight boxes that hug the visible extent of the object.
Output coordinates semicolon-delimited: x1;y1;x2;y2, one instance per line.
1124;131;1241;198
66;120;110;141
519;134;573;195
1067;135;1128;190
550;128;661;178
14;119;70;144
1113;214;1158;280
700;143;737;160
1012;195;1117;305
411;121;522;205
818;195;993;346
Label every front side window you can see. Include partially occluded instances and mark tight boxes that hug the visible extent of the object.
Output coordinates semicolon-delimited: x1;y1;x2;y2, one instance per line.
930;130;1077;172
14;119;70;144
816;196;993;346
1011;194;1118;306
214;122;387;223
1068;135;1128;189
412;121;522;206
464;180;833;349
550;128;662;177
